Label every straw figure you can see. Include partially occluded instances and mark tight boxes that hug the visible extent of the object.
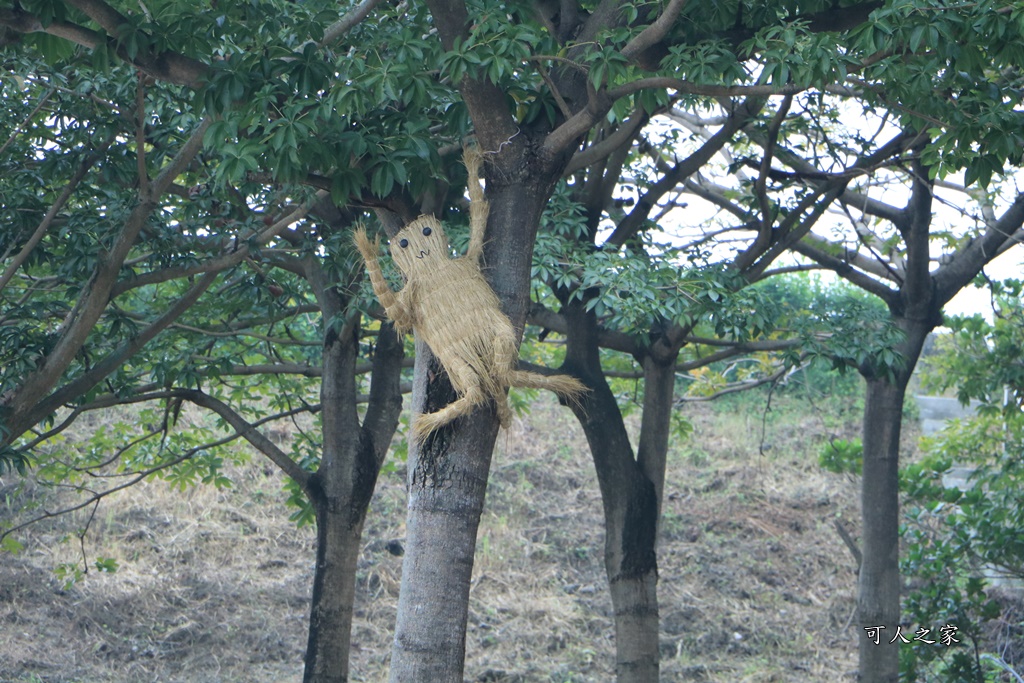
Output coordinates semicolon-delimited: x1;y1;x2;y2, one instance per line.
353;148;586;442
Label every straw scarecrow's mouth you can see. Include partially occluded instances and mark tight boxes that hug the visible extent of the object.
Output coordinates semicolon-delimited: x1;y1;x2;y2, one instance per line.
417;250;429;259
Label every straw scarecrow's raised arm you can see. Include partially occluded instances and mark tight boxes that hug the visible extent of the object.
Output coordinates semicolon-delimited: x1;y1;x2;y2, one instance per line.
464;146;488;265
353;227;415;332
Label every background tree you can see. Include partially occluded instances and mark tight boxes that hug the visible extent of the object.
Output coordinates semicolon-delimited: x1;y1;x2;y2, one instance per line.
520;98;907;678
768;151;1024;683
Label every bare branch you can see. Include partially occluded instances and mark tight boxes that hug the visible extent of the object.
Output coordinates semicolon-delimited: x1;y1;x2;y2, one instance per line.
620;0;689;60
678;361;800;403
935;193;1024;305
791;237;899;305
321;0;384;45
606;98;763;247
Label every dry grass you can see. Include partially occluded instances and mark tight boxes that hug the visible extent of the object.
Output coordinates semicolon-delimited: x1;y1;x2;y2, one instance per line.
1;391;879;682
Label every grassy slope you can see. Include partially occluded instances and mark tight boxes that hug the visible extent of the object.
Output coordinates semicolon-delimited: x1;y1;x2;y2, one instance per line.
1;387;893;682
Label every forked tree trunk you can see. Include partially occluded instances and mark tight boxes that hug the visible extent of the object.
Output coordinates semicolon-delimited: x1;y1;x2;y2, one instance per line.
562;296;665;682
303;261;404;683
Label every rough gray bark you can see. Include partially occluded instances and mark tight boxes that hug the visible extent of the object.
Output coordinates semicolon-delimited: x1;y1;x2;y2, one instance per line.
853;164;939;683
387;340;501;681
844;164;1024;683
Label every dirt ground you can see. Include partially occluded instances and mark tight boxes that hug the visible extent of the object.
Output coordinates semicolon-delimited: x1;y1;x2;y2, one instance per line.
1;393;875;682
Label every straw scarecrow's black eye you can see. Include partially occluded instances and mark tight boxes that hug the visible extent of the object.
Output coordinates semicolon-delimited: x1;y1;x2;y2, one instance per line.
422;227;432;236
399;238;409;248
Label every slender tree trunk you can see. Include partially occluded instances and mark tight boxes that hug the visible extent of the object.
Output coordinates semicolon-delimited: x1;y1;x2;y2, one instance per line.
304;503;365;683
857;318;930;683
388;342;501;682
562;297;663;682
857;375;907;683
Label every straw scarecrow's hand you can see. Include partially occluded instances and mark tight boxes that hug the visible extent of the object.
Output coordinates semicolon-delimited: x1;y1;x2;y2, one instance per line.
352;226;380;263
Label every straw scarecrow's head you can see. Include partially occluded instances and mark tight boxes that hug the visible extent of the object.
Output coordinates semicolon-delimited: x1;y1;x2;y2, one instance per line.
389;215;450;278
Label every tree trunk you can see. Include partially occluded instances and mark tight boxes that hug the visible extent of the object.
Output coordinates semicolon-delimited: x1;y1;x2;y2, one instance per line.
388;342;501;682
857;375;907;683
303;256;404;682
389;160;555;682
304;502;365;683
562;297;663;682
857;318;930;683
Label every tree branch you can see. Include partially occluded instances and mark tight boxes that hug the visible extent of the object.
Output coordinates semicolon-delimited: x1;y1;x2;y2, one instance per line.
2;118;211;438
791;238;898;305
565;103;649;174
359;322;405;461
178;389;313;496
935;193;1024;305
0;87;53;158
22;270;219;431
606;98;763;247
321;0;384;45
528;302;639;355
0;137;112;294
620;0;688;60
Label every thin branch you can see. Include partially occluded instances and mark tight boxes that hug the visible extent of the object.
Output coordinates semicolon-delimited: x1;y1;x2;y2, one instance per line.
751;263;826;281
134;70;148;196
534;59;574;120
321;0;384;45
0;87;53;158
2;118;211;439
0;137;112;294
2;447;198;544
791;237;899;305
677;362;798;403
23;270;219;431
935;193;1024;305
755;96;793;243
178;389;313;496
609;77;809;101
606;98;763;247
834;518;863;568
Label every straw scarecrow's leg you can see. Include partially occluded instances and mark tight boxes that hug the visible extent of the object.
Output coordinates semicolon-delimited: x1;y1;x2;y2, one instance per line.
412;359;489;442
489;324;587;403
489;333;518;428
506;370;587;400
